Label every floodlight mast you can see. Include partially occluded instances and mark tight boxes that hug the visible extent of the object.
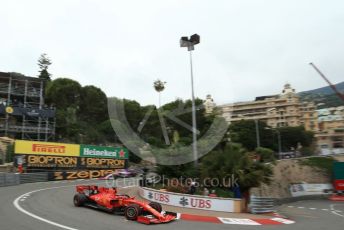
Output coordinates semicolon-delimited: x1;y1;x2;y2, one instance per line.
180;34;200;167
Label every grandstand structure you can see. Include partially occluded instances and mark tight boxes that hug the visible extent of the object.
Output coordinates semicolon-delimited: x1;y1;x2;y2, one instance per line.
0;72;55;141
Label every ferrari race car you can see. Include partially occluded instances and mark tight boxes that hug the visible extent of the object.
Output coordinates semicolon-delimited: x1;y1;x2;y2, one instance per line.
73;185;176;224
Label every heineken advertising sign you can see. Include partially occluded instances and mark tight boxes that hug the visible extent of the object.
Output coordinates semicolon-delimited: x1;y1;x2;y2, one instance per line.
80;145;128;159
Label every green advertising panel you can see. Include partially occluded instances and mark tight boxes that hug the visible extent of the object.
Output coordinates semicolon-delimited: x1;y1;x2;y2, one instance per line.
80;145;128;159
334;162;344;180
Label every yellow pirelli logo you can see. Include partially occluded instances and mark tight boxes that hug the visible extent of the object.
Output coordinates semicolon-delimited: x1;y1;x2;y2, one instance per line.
15;140;80;156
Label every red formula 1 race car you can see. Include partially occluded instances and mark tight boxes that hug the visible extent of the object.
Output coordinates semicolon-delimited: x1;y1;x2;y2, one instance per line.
73;185;176;224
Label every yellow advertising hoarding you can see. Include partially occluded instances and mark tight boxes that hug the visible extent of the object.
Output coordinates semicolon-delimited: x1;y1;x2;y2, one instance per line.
15;140;80;156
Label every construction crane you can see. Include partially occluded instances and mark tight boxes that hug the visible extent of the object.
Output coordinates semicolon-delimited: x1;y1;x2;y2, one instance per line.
309;62;344;102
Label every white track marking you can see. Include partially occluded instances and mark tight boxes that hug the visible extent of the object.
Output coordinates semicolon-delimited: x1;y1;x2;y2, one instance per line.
297;207;305;209
13;180;139;230
330;204;344;218
218;218;261;225
271;218;295;224
309;208;316;210
14;185;79;230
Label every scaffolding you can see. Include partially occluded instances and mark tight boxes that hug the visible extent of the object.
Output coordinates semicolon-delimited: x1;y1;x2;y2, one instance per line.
0;72;55;141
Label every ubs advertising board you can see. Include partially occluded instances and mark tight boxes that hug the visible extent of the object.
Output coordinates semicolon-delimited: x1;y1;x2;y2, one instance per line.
14;140;129;180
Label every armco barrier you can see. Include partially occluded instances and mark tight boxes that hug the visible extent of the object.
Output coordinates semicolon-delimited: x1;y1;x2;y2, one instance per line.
249;196;275;214
0;173;20;187
139;187;243;213
19;172;48;184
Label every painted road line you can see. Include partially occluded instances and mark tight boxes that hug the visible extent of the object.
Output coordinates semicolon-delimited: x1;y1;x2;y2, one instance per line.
321;209;329;211
13;185;79;230
271;218;295;224
309;208;317;210
297;207;305;209
218;218;261;225
287;206;294;208
330;204;344;218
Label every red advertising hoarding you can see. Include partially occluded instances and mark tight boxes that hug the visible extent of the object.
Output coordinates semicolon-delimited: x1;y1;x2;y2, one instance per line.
334;179;344;191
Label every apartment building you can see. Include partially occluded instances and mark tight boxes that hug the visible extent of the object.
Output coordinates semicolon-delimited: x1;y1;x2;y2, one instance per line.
316;106;344;154
219;84;317;131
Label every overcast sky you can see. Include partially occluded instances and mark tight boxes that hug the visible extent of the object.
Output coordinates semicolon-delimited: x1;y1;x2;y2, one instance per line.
0;0;343;106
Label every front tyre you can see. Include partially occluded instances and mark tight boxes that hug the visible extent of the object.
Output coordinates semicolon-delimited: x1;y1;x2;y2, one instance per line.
124;204;141;220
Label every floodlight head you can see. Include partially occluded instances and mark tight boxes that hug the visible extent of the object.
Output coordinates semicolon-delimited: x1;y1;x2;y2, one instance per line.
180;36;190;47
180;34;200;50
181;36;188;42
190;34;200;44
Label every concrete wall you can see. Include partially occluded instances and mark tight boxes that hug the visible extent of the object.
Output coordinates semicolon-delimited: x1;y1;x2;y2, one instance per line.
139;187;244;213
250;158;331;198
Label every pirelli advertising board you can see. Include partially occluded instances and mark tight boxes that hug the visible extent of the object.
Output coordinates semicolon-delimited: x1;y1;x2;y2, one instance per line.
15;140;80;156
15;140;129;180
15;140;128;159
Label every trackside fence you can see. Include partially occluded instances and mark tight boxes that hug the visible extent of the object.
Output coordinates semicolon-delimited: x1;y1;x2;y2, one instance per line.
0;172;48;187
19;172;48;184
249;196;276;214
0;173;20;187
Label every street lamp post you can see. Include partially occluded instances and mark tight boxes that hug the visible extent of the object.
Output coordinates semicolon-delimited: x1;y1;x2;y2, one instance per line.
265;127;282;155
276;129;282;155
180;34;200;167
238;115;261;149
255;119;260;148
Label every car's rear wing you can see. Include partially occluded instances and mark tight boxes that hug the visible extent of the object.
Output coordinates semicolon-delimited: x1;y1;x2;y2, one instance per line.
76;185;119;195
76;185;99;194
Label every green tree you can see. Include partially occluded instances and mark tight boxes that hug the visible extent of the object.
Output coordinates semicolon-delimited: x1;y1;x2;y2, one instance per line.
229;120;315;153
255;147;275;163
278;126;314;151
79;86;108;124
229;120;272;151
201;143;273;193
153;79;166;107
45;78;82;108
46;78;82;141
38;53;52;81
6;143;14;163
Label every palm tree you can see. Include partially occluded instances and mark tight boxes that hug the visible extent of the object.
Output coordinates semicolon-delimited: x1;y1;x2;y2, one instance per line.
153;79;166;108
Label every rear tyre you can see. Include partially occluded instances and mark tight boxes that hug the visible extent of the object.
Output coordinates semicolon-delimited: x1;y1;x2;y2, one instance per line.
149;202;162;213
124;204;141;220
73;194;87;207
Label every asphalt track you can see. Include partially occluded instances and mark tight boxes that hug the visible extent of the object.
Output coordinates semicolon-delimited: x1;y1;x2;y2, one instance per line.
0;179;344;230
